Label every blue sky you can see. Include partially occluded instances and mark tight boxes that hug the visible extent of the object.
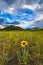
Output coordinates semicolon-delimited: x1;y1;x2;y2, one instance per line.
0;0;43;29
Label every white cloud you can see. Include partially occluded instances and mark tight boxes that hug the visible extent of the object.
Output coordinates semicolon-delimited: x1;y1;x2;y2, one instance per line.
15;12;43;29
37;4;41;9
22;4;39;10
0;0;43;29
8;7;14;11
0;25;5;29
3;7;14;14
15;20;35;29
34;13;43;22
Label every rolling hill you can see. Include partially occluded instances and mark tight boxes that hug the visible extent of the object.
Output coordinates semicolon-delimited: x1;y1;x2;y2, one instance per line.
1;25;23;31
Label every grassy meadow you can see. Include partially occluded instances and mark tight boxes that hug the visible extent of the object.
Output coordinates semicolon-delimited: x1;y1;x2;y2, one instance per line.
0;30;43;65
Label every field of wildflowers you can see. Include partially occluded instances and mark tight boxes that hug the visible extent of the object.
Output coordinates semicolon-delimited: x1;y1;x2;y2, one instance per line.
0;30;43;65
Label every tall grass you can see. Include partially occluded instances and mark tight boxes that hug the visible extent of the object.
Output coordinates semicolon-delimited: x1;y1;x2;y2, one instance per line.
0;30;43;65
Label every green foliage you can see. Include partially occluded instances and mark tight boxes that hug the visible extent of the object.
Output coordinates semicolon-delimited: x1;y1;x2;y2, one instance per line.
16;46;29;64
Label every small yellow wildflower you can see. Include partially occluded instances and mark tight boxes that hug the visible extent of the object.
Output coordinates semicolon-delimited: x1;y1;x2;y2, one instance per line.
20;40;28;47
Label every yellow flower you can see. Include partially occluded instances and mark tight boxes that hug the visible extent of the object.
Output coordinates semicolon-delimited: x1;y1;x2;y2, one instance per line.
20;40;28;47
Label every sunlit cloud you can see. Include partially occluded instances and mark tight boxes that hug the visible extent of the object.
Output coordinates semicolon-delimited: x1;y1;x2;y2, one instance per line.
22;4;39;10
5;7;14;14
0;25;5;29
